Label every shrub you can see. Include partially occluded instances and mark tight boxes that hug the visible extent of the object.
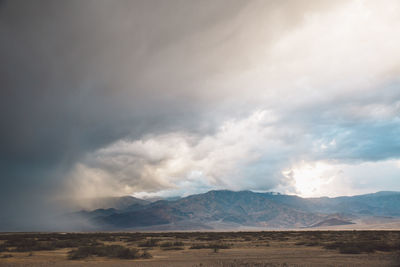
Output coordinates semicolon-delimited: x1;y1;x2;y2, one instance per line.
210;242;230;249
324;240;400;254
9;240;55;252
190;242;230;250
0;254;13;258
0;245;8;252
305;241;321;246
196;235;222;241
161;247;185;251
160;241;184;247
4;237;101;252
190;244;208;249
142;250;152;258
68;245;149;260
338;246;363;254
138;239;159;247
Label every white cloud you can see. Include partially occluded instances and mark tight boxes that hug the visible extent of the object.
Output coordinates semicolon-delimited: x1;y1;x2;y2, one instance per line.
64;0;400;200
66;110;292;199
282;159;400;197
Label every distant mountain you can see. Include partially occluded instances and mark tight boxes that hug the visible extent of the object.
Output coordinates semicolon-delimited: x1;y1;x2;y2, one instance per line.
78;196;150;210
75;190;400;230
310;218;354;227
257;191;400;217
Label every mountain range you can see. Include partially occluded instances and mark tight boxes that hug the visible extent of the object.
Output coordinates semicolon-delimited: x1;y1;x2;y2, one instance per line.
73;190;400;230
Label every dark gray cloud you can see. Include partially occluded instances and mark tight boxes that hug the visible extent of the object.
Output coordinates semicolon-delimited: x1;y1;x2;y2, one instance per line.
0;0;245;166
0;0;249;229
1;0;400;230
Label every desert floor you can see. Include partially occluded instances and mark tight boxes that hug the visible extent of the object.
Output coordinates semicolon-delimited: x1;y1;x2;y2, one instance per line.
0;231;399;266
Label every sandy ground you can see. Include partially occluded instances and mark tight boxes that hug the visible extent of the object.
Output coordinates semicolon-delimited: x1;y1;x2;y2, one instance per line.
1;246;399;267
1;231;400;266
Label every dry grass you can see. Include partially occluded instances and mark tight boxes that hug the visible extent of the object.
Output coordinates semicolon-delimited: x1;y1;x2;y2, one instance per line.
0;231;399;266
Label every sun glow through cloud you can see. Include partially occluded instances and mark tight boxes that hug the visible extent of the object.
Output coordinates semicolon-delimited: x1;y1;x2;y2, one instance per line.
283;162;338;198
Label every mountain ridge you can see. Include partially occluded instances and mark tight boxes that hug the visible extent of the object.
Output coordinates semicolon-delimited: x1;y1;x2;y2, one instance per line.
74;190;400;230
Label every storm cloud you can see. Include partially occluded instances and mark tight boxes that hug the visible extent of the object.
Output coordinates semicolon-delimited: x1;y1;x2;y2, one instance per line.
1;0;400;230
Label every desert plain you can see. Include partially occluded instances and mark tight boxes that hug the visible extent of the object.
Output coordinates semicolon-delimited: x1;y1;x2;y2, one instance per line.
0;231;399;267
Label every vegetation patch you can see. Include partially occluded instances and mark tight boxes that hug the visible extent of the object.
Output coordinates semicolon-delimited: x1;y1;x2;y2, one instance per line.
138;238;160;247
160;241;184;247
0;244;8;252
161;246;185;251
68;245;151;260
295;241;321;246
0;254;13;258
324;240;400;254
5;238;101;252
190;242;231;250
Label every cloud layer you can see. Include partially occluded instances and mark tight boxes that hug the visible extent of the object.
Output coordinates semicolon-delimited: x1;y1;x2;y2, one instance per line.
1;0;400;229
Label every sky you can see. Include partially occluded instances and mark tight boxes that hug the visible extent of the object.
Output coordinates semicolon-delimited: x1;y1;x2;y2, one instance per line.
1;0;400;230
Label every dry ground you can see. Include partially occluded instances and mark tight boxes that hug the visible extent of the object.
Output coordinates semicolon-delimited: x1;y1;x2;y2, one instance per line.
0;231;399;266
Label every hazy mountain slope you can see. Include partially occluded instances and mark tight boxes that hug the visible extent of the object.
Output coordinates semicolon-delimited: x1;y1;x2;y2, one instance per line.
164;190;324;227
78;190;400;230
79;196;150;210
310;218;355;227
262;191;400;216
86;191;329;229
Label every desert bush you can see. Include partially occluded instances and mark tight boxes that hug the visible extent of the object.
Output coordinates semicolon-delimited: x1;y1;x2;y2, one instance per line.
138;238;160;247
189;244;209;249
190;242;230;250
196;234;224;241
160;241;173;247
68;245;149;260
0;254;13;258
324;240;400;254
296;240;321;247
51;239;101;249
210;242;231;249
160;241;184;247
338;246;364;254
125;236;145;242
0;244;8;252
142;250;152;258
10;240;55;252
68;247;93;260
5;238;101;252
161;246;185;251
